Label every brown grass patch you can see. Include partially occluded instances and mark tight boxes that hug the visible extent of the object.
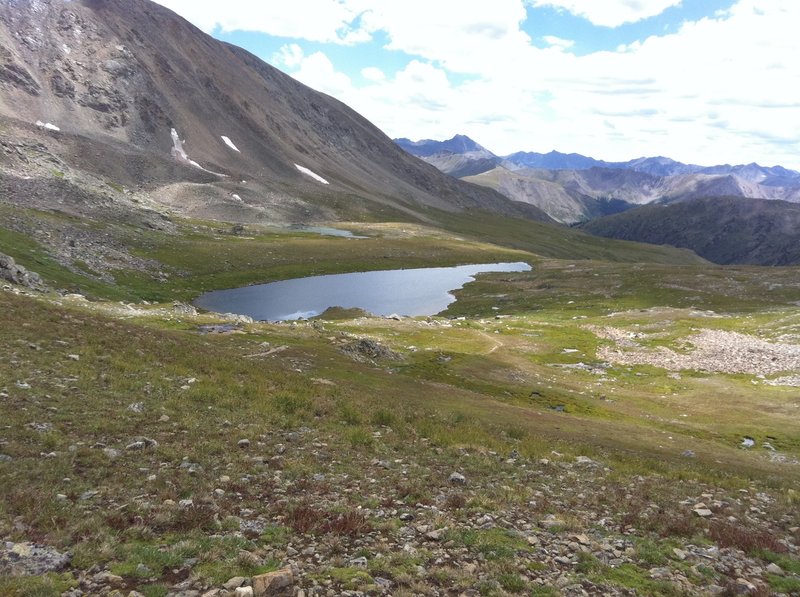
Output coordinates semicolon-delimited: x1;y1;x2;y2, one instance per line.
284;502;371;537
708;521;787;554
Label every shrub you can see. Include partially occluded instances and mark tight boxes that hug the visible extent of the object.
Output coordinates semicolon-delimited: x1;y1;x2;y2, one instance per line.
348;428;374;448
497;573;526;593
708;521;787;554
445;493;467;510
284;503;371;538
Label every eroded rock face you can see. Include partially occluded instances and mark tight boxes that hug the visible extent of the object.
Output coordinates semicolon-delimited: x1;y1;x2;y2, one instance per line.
0;252;46;290
0;60;40;95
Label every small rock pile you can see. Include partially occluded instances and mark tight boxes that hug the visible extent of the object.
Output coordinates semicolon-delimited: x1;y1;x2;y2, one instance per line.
340;337;402;363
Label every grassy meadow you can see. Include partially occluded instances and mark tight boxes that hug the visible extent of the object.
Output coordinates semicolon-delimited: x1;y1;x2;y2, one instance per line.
1;211;799;595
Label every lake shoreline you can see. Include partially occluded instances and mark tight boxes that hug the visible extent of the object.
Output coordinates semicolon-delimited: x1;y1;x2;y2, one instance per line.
194;262;532;321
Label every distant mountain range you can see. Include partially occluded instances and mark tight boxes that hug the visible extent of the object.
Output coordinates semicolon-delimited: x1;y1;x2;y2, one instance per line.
395;135;800;224
503;152;800;183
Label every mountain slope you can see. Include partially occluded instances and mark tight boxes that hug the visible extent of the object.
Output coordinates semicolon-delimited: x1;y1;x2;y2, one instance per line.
0;0;551;225
461;167;630;223
580;196;800;265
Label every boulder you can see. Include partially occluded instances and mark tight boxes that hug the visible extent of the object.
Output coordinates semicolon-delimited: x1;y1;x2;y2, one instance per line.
341;337;402;362
252;568;293;597
448;472;466;485
0;253;46;290
732;578;757;594
766;562;784;576
0;542;71;575
173;302;198;315
223;577;249;590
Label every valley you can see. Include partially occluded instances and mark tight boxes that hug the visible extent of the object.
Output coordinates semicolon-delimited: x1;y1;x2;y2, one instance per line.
2;215;799;596
0;1;799;596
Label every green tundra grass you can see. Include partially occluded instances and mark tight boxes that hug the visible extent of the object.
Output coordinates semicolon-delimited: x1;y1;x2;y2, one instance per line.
1;209;799;595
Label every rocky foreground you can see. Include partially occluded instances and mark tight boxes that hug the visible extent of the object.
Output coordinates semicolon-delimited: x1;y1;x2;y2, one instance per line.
2;421;798;596
1;271;799;597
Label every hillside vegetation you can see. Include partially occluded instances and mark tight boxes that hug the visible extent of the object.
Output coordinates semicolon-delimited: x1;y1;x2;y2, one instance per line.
581;196;800;265
1;218;799;596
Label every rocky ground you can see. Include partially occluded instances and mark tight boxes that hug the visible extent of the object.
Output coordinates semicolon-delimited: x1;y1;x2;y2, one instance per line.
2;424;798;596
590;325;800;380
0;300;798;597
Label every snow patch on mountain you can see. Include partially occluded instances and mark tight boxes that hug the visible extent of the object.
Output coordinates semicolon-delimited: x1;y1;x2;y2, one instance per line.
35;121;60;132
170;128;227;177
221;135;240;153
295;164;329;185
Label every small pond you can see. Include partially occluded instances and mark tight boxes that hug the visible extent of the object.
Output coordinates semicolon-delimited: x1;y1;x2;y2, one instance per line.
287;225;366;238
194;262;531;321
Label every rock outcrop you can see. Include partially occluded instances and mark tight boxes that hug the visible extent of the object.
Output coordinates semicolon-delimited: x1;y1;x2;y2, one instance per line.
0;252;46;290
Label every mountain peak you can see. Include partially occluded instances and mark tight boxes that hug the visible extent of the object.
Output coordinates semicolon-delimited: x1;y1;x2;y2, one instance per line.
394;135;494;158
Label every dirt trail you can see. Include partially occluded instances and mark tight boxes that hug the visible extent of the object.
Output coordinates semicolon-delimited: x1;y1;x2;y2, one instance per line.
476;329;505;354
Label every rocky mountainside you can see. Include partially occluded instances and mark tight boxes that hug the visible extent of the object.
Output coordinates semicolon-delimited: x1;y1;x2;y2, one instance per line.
0;0;551;229
580;196;800;265
396;135;800;224
459;167;629;223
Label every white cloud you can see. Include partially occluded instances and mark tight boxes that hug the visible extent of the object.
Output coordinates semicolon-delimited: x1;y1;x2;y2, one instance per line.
529;0;683;27
289;51;353;98
358;1;532;75
361;67;386;82
155;0;800;169
348;0;800;167
274;43;305;68
152;0;372;44
542;35;575;49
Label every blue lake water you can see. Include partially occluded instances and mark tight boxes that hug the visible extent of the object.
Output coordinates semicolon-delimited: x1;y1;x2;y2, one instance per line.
194;262;531;321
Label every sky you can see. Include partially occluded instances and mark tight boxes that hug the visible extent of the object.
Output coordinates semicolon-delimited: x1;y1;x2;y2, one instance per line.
151;0;800;169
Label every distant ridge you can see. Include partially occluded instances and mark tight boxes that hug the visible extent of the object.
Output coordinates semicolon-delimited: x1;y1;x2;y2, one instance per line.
580;196;800;265
395;135;800;223
395;135;800;179
395;134;494;158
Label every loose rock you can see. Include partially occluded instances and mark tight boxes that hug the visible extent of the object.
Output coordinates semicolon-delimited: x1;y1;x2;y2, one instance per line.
0;252;46;290
252;567;293;597
448;472;466;485
0;542;71;575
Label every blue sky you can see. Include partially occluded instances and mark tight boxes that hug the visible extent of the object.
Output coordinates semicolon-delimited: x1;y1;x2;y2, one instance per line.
523;1;735;54
153;1;800;168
